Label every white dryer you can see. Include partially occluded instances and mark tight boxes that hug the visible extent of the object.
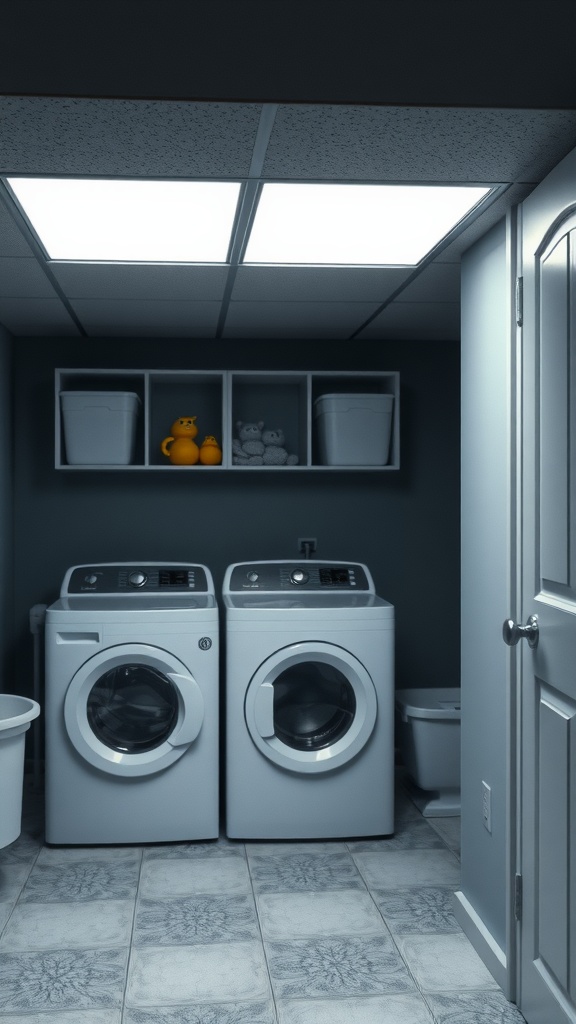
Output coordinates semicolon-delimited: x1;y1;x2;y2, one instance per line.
223;560;394;839
45;563;219;844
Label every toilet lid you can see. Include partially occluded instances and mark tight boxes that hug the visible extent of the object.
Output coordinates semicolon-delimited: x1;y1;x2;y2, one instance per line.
395;687;461;719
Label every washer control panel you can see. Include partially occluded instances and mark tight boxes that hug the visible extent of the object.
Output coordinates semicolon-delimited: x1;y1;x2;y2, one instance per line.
64;564;210;594
227;561;372;592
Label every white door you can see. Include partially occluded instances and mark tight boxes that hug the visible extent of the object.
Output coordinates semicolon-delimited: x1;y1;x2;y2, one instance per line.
515;145;576;1023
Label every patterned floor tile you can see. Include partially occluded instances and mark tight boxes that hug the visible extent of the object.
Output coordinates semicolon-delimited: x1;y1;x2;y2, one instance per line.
0;899;134;950
139;855;252;897
133;894;260;945
373;886;461;935
0;1011;121;1024
20;859;140;902
36;847;141;866
123;999;277;1023
348;817;446;852
266;935;416;998
398;933;501;992
126;941;271;1006
0;948;128;1011
353;849;460;889
426;990;527;1022
0;862;33;902
257;889;386;940
0;831;42;865
249;852;364;893
246;841;349;857
277;992;435;1023
428;817;461;855
142;837;246;860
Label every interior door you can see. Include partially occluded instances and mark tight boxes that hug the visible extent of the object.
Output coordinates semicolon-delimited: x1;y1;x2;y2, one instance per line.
517;145;576;1024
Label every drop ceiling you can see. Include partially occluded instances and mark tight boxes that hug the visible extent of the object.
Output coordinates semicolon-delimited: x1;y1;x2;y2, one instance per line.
1;97;576;340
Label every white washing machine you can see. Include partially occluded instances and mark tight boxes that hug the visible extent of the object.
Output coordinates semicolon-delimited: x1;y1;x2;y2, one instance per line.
223;560;394;839
45;563;219;844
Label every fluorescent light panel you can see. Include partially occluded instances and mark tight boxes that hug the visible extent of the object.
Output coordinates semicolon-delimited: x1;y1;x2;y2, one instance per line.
243;183;492;265
6;177;242;262
6;177;492;266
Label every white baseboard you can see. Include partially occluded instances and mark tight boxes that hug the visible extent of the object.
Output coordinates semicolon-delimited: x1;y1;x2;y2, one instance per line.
453;890;513;1000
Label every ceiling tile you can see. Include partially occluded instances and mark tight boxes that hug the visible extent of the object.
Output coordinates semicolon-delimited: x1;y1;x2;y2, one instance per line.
69;298;221;337
395;264;461;303
0;200;37;257
223;300;380;339
0;298;81;336
0;97;262;178
356;301;461;341
231;266;411;302
51;263;230;301
263;106;576;182
0;257;58;298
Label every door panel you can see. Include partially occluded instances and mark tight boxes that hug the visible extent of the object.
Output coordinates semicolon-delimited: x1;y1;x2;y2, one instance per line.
519;148;576;1023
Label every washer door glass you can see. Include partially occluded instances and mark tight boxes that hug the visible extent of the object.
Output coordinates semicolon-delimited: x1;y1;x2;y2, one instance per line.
87;663;179;754
64;644;205;777
273;661;356;751
244;641;377;774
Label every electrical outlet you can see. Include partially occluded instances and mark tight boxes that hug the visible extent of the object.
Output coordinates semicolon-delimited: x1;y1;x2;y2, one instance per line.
482;781;492;833
298;537;317;557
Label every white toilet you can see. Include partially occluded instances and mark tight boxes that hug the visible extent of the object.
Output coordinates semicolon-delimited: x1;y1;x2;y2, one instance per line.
395;687;461;817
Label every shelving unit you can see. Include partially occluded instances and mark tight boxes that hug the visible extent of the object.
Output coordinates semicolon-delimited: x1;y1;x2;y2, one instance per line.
55;368;400;471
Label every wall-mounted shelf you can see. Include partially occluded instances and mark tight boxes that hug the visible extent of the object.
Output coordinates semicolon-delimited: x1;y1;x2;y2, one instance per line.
55;369;400;471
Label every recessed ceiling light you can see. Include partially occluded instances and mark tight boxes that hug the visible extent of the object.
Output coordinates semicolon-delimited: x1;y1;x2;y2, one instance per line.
243;182;492;266
5;177;242;262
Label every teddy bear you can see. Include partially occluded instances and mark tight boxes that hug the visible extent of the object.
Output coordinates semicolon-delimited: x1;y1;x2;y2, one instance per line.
232;421;265;465
261;427;299;466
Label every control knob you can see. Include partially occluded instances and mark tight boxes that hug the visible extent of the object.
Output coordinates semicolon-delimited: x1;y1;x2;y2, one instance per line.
128;571;148;588
290;567;309;585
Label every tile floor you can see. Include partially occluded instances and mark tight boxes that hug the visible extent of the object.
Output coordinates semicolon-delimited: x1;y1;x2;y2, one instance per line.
0;777;527;1024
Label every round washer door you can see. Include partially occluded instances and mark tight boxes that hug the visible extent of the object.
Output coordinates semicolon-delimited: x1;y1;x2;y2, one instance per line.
244;641;377;774
64;643;205;777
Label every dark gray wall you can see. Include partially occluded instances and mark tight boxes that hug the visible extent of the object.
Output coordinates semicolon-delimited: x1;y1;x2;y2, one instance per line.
10;337;461;699
0;324;13;690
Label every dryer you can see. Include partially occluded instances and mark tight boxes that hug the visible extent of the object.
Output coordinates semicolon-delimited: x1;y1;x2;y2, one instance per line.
45;563;219;844
223;560;394;839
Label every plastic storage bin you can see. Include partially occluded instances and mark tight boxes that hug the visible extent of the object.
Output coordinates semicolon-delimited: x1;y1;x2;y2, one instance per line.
0;694;40;848
314;393;394;466
60;391;141;465
395;687;461;816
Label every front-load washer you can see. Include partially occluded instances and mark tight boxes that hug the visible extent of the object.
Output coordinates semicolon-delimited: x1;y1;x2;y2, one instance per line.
45;563;219;844
223;560;394;839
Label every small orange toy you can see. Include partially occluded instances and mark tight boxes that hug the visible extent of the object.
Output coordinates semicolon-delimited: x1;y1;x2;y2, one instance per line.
199;435;223;465
161;417;200;465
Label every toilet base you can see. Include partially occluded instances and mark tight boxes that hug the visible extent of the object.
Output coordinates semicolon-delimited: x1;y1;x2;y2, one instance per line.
403;776;460;817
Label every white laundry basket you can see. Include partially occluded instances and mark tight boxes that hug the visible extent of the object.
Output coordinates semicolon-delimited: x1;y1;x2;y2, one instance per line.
0;695;40;848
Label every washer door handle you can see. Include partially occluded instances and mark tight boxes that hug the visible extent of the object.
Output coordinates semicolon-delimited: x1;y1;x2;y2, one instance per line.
253;681;275;738
166;673;205;747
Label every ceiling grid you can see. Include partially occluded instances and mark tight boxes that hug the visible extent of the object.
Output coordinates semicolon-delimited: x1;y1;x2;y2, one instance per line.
1;98;576;340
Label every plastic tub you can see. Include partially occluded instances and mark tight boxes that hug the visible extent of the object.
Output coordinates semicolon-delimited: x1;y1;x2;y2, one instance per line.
314;393;394;466
0;694;41;848
60;391;141;465
395;687;461;816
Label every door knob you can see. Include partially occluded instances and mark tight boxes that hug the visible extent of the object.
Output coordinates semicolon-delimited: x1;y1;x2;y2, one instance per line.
502;614;539;649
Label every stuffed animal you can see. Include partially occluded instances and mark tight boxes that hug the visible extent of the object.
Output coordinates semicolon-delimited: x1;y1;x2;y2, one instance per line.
232;421;265;465
261;428;299;466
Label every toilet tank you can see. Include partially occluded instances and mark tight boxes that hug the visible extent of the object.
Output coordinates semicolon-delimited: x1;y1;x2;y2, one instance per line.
395;687;461;791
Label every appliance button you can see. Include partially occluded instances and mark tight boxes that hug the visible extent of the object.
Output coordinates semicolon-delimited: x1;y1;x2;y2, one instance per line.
84;573;98;586
247;571;259;583
290;568;309;585
128;571;148;588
